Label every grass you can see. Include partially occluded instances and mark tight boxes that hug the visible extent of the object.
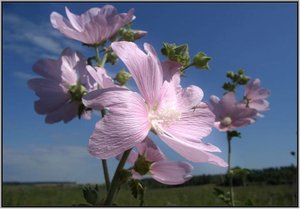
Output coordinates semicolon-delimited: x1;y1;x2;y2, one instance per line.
3;184;297;206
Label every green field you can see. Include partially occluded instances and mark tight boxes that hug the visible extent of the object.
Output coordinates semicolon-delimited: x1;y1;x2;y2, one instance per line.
3;184;297;206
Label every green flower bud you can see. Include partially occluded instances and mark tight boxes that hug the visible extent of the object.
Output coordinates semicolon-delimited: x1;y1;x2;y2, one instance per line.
192;52;211;70
226;71;235;79
115;69;132;86
68;83;87;102
134;155;152;176
82;185;99;205
106;51;118;65
161;43;190;67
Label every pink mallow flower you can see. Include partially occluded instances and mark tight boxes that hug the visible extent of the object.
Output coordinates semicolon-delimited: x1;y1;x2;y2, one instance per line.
83;41;227;167
241;78;270;112
28;48;114;124
50;5;134;45
209;92;257;132
118;137;193;185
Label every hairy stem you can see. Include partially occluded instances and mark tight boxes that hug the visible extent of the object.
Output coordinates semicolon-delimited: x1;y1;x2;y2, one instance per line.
227;132;235;206
104;149;132;206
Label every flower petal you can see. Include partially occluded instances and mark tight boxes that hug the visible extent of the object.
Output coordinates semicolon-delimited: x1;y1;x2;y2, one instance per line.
162;103;216;145
150;161;193;185
111;41;163;106
157;128;227;167
45;101;79;124
84;89;150;159
28;78;70;114
136;137;167;162
86;66;115;89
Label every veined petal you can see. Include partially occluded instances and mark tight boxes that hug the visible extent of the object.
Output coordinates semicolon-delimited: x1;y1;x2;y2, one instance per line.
157;129;227;167
65;7;84;32
84;89;150;159
150;161;193;185
136;137;166;162
162;103;216;144
111;41;163;106
249;99;270;111
86;66;115;89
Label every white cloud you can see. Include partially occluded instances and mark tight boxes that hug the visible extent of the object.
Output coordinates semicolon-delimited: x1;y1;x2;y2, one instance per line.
3;12;86;63
13;71;35;81
3;145;119;183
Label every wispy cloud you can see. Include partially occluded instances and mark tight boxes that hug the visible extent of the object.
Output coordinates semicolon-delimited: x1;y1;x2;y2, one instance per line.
3;145;118;183
13;71;35;81
3;12;86;63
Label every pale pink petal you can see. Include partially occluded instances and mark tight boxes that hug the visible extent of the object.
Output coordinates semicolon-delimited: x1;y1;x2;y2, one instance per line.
84;89;150;159
136;137;167;162
111;41;163;106
157;129;227;167
161;60;181;84
28;78;69;114
65;7;84;32
131;170;143;180
249;99;270;111
50;12;85;42
162;103;216;145
86;66;115;89
150;161;193;185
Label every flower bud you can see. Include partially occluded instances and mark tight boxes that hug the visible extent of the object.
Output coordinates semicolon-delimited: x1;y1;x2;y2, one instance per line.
192;52;211;70
106;50;118;65
82;185;99;205
115;69;132;86
161;43;190;66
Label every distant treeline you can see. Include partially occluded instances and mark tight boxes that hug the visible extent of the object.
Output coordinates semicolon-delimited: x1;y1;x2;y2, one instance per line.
140;165;298;189
4;165;297;189
4;181;76;186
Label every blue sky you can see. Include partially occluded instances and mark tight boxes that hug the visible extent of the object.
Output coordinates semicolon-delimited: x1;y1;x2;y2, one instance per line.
3;2;297;183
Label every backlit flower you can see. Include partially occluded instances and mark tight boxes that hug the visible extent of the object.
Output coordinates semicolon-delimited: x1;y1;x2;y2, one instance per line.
83;41;227;167
242;78;270;112
50;5;134;45
28;48;113;123
118;137;193;185
209;92;257;132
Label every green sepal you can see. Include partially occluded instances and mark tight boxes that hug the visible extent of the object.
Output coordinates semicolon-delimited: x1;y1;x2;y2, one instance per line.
192;52;211;70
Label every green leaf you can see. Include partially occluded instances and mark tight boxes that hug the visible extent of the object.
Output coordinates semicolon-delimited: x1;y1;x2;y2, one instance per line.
128;179;145;206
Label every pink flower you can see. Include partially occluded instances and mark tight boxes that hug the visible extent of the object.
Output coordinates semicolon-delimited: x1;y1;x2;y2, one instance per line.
28;48;114;124
242;79;270;112
50;5;134;45
209;92;257;132
83;41;227;167
118;137;193;185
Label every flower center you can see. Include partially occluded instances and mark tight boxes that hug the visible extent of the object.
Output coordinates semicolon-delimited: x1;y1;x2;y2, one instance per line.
149;107;181;133
134;155;152;175
68;83;87;102
221;116;232;126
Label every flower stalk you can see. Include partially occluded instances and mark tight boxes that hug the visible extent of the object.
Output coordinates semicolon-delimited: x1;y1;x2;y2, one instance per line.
227;131;235;206
104;149;132;206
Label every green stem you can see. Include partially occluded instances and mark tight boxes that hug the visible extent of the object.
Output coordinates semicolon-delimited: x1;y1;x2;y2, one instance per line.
102;160;110;192
100;110;110;192
104;149;132;206
95;46;100;65
227;132;235;206
181;63;194;73
99;52;108;68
